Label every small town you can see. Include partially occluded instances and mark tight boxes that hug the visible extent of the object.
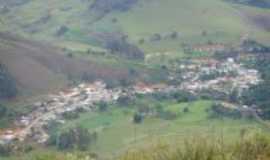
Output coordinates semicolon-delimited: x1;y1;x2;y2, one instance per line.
0;57;261;145
1;0;270;159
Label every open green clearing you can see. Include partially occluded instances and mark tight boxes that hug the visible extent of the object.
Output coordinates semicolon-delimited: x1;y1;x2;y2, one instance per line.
53;99;266;158
1;0;269;54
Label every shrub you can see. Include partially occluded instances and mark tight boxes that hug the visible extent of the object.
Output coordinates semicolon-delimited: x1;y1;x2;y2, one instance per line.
117;95;134;107
183;107;189;113
97;101;109;112
133;113;144;124
138;38;145;45
158;110;177;120
0;144;12;157
150;33;162;42
119;133;270;160
209;103;242;119
56;127;96;151
170;31;178;39
0;104;7;117
105;36;145;60
62;111;80;120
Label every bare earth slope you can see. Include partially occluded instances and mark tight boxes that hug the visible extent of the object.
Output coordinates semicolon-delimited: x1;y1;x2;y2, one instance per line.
0;32;131;97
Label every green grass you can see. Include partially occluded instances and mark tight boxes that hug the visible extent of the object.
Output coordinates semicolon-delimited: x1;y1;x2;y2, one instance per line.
55;100;265;158
104;0;252;50
0;0;269;73
1;99;268;160
119;132;270;160
1;0;269;54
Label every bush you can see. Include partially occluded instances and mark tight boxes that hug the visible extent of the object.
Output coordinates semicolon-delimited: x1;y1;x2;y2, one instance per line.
105;36;145;60
183;107;189;113
209;103;242;119
138;38;145;45
119;133;270;160
97;101;109;112
0;144;12;157
0;104;7;117
158;110;177;120
56;127;97;151
133;113;144;124
55;25;69;37
62;111;79;120
149;33;162;42
117;96;134;106
170;31;178;39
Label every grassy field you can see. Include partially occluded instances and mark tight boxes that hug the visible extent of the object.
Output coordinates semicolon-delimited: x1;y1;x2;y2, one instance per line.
103;0;254;52
0;0;269;54
52;99;266;158
0;0;269;74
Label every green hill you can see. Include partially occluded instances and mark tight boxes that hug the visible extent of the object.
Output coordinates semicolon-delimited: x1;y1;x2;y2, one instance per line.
0;0;269;55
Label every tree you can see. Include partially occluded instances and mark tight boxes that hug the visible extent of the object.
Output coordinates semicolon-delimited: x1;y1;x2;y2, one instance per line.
76;127;92;151
105;36;145;60
62;111;79;120
170;31;178;39
117;95;133;106
57;130;75;150
112;17;118;23
209;103;241;119
150;33;162;42
138;38;145;45
183;107;189;113
229;89;239;103
119;78;132;87
155;104;164;114
242;81;270;119
97;101;108;112
133;113;143;124
202;30;207;36
0;144;12;157
0;103;7;117
55;25;69;37
56;127;95;151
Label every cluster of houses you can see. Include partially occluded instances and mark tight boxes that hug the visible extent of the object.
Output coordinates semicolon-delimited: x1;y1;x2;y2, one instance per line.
0;81;171;145
192;43;226;53
179;58;261;94
0;57;262;145
0;81;123;145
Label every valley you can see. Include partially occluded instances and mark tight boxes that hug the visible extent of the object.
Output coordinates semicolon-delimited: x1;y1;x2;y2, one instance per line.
0;0;270;159
0;53;266;158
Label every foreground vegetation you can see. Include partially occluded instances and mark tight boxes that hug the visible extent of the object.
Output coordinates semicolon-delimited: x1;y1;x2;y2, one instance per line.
119;132;270;160
3;132;270;160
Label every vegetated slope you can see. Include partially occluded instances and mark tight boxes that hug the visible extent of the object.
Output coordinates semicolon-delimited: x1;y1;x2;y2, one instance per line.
91;0;270;51
237;4;270;32
1;0;270;54
226;0;270;8
119;133;270;160
115;0;247;36
88;0;139;23
0;0;29;7
0;32;140;98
